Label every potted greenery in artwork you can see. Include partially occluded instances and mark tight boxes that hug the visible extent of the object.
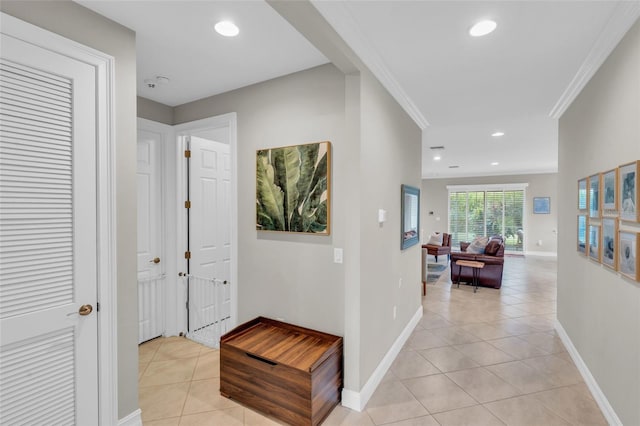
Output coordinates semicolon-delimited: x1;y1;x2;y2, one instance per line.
256;141;331;234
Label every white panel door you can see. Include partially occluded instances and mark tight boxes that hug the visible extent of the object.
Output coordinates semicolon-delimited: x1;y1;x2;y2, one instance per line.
137;130;164;343
189;136;231;334
0;33;99;425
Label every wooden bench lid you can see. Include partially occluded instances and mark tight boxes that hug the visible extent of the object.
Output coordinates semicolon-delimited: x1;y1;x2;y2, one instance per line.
221;317;342;372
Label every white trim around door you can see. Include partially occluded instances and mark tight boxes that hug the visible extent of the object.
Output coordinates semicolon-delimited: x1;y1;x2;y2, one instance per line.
0;12;118;425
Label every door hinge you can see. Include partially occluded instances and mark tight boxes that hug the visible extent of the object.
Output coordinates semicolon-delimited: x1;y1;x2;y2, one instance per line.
185;251;191;259
96;302;100;312
184;149;191;158
185;200;191;209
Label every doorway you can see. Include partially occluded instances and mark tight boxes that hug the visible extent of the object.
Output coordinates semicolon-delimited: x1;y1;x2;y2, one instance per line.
184;134;232;347
136;114;237;347
137;126;167;343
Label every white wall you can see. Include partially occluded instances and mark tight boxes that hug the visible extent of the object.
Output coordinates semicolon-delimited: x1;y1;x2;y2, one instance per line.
0;1;139;419
421;173;558;254
558;19;640;425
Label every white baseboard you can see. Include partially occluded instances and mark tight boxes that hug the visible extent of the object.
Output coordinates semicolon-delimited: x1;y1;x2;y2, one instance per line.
119;409;142;426
341;306;423;412
525;251;558;257
554;320;622;426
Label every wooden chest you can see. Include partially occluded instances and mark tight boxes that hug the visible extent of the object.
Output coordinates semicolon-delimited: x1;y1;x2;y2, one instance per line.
220;317;343;426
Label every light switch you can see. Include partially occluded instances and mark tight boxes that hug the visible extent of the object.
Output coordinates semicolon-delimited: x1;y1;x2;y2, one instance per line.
378;209;387;223
334;248;343;264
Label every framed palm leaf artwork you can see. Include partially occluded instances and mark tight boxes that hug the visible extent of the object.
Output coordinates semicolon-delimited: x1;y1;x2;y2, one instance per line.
256;141;331;234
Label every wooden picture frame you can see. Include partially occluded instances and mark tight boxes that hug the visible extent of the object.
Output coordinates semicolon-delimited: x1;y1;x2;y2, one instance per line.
619;160;639;222
618;230;639;281
577;215;587;255
588;174;600;219
578;178;588;211
588;224;601;262
256;141;331;234
601;217;618;270
602;168;618;216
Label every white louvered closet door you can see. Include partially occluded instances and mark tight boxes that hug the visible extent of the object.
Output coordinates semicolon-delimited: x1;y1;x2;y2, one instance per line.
0;32;99;425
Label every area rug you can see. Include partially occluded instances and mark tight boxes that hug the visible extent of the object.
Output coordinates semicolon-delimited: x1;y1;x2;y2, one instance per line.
426;262;448;283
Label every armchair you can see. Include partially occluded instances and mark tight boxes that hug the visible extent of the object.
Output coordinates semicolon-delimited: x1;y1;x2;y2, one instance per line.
422;232;452;263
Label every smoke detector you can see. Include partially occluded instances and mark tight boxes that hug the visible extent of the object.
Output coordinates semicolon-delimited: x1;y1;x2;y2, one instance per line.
144;76;170;89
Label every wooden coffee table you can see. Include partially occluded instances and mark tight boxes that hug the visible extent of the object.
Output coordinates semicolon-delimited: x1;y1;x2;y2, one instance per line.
455;260;484;293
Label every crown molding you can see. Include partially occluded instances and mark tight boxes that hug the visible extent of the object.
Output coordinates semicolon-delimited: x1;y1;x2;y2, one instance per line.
311;1;429;130
550;2;640;119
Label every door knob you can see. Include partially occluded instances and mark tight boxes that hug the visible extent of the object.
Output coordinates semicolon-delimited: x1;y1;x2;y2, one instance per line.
79;304;93;316
150;257;161;264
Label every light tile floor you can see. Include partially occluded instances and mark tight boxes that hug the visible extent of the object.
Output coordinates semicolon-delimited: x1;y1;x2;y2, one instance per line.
139;256;607;425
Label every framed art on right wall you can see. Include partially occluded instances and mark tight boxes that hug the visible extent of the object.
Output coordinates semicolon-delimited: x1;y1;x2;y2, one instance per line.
588;174;600;218
602;217;618;270
602;168;618;216
577;215;587;255
618;230;639;281
578;178;588;211
588;224;600;262
619;160;638;222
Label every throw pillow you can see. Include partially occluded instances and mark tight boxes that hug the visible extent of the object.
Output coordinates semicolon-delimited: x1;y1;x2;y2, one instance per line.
484;240;501;255
467;236;489;254
427;232;443;246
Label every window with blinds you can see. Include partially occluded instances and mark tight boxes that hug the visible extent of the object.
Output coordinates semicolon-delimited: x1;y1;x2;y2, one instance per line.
448;186;525;251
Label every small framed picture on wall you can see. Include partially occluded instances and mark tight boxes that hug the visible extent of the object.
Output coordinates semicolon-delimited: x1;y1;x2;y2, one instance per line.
619;161;638;222
588;224;600;262
533;197;550;214
601;217;618;270
618;230;639;281
577;215;587;255
602;168;618;216
578;178;587;211
588;174;600;218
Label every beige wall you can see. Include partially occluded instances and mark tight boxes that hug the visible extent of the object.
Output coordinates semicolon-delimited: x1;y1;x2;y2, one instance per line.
175;63;422;393
358;71;422;387
138;96;173;125
558;20;640;425
175;64;348;336
421;173;558;253
0;1;139;419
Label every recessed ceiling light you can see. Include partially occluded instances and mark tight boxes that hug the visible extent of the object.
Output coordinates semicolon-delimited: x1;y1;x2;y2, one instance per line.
215;21;239;37
491;162;500;166
491;131;505;137
469;20;497;37
433;156;441;161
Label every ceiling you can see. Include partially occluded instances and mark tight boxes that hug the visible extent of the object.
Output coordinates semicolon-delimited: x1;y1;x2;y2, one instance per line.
77;1;329;106
77;1;637;179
